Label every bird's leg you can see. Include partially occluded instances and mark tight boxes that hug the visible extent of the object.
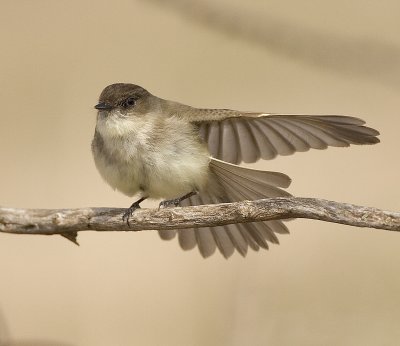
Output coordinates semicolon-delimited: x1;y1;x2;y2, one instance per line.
122;196;147;226
159;191;197;209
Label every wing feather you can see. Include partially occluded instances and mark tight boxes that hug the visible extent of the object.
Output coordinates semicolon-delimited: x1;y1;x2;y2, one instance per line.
192;113;379;164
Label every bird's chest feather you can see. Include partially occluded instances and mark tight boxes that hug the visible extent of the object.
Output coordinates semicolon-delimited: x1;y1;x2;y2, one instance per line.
92;115;210;198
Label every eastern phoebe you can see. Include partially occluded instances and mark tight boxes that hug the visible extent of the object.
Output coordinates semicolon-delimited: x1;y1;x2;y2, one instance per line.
92;83;379;258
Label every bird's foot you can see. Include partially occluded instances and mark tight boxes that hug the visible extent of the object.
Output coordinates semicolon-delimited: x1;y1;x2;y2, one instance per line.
159;191;197;209
122;197;147;227
122;204;140;226
159;198;181;209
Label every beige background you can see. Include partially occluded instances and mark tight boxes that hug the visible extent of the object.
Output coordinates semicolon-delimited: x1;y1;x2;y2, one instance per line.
0;1;399;345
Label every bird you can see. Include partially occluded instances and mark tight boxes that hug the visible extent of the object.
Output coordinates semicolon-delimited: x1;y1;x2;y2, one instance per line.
91;83;380;258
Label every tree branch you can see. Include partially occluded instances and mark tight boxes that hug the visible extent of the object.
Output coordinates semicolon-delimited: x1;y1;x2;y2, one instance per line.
0;198;399;239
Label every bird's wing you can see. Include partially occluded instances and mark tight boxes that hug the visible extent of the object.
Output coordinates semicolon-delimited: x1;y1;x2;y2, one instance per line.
183;109;380;164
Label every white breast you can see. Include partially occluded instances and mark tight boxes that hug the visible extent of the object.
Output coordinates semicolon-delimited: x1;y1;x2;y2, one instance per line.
92;112;210;199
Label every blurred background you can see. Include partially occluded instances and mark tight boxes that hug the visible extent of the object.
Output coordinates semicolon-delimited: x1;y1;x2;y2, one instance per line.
0;0;399;345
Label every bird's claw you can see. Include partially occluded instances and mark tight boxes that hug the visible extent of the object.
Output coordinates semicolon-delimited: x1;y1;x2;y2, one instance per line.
122;203;141;226
159;198;180;209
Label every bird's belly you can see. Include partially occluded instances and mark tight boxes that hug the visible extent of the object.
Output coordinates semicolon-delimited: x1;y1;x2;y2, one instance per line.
94;149;209;199
93;148;143;197
144;150;210;199
92;115;211;199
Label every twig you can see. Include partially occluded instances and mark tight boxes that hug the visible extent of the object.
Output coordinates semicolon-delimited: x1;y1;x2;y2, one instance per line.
0;198;399;239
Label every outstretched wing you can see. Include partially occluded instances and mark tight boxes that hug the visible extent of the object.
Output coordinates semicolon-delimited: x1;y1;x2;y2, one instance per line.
186;111;380;164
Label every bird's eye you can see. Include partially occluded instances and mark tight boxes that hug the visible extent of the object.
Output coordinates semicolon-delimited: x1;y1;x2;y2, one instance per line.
121;97;136;109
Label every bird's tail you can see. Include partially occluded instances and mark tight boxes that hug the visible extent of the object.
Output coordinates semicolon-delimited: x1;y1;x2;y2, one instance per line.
159;158;292;258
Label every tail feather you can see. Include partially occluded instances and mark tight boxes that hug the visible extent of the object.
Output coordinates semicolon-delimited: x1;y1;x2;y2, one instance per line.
161;159;291;258
211;226;235;259
245;222;269;249
158;229;176;240
226;224;249;256
267;220;290;234
195;227;217;258
178;229;197;250
237;223;260;252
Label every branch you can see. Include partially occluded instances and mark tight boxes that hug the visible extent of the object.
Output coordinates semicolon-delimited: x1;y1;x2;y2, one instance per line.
0;198;399;239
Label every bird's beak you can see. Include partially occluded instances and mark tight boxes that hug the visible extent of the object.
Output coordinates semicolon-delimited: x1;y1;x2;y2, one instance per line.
94;102;113;110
